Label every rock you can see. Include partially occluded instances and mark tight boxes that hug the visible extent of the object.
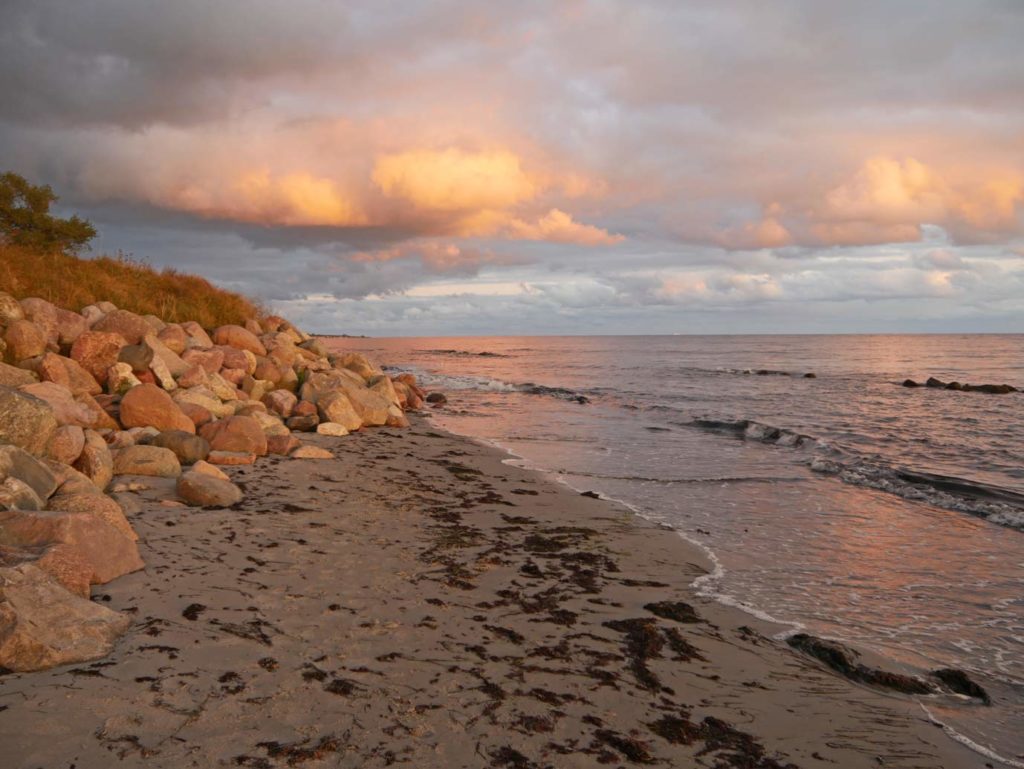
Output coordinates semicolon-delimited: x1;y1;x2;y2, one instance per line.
267;433;301;455
143;314;165;332
71;330;127;385
0;478;43;511
0;507;144;584
120;383;196;433
207;450;256;466
803;372;817;379
179;401;214;428
92;309;152;345
180;321;214;349
215;344;250;372
316;422;349;437
212;325;267;356
262;388;298;418
293;399;318;417
182;348;225;374
95;301;117;314
4;319;48;361
787;633;932;694
48;424;86;465
176;471;243;507
148;351;177;391
250;410;290;437
931;668;991;704
191;460;229;481
144;333;189;377
0;292;25;326
0;445;60;501
0;361;37;388
207;371;241;401
962;383;1017;394
200;415;268;456
426;392;447;404
0;562;132;672
386;404;410;428
157;324;189;355
902;379;920;387
107;361;142;394
244;318;262;335
945;381;964;391
46;493;138;542
286;414;319;432
291;445;334;459
54;308;89;348
368;375;401;408
118;342;154;373
19;298;60;344
6;542;94;598
317;389;363;431
20;381;101;428
173;387;234;419
0;385;59;455
80;304;104;326
36;352;102;396
148;430;210;465
73;430;114;491
925;377;947;388
112;445;181;478
333;351;381;381
176;364;209;389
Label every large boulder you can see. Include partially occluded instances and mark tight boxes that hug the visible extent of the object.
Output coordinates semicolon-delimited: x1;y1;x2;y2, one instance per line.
335;379;391;427
71;330;127;385
92;309;152;345
73;430;114;491
180;321;214;349
0;561;132;672
0;507;144;584
46;492;137;542
144;333;189;377
173;387;234;419
2;542;93;598
112;445;181;478
36;352;103;396
333;351;382;381
0;445;59;502
118;342;154;373
199;415;268;456
262;389;297;418
181;348;225;374
317;390;363;431
176;471;243;507
120;383;196;433
4;319;48;361
212;325;267;356
0;386;58;455
0;478;43;511
148;430;210;465
20;381;98;428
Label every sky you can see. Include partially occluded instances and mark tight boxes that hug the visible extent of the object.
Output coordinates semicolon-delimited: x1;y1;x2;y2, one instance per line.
1;1;1023;335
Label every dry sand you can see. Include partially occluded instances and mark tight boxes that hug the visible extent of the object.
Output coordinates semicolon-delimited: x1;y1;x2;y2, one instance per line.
0;419;982;767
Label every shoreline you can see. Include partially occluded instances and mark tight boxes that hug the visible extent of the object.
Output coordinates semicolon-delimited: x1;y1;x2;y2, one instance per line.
0;417;982;767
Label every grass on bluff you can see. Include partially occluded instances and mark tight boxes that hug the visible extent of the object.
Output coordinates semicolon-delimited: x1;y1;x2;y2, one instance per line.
0;245;263;328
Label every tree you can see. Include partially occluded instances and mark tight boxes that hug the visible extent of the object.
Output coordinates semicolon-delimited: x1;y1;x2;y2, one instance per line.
0;172;96;254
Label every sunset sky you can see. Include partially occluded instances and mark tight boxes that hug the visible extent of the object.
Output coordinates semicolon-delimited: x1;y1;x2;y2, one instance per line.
2;1;1022;334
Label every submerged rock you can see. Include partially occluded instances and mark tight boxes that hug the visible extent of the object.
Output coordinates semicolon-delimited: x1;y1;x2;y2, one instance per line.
932;668;991;704
787;633;932;695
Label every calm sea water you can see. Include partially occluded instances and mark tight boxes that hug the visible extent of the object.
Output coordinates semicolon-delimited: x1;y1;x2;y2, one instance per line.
327;334;1024;765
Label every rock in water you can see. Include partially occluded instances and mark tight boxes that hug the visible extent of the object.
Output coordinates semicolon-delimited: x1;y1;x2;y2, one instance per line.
787;633;932;694
0;386;58;456
176;471;243;507
0;562;131;672
932;668;991;704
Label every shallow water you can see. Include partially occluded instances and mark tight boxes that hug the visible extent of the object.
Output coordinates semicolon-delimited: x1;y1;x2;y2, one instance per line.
327;334;1024;765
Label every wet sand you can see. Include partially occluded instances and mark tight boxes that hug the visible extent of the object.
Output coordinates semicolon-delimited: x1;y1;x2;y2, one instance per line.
0;419;981;767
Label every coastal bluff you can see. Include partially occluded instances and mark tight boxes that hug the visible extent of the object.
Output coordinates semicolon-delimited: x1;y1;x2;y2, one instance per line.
0;292;426;673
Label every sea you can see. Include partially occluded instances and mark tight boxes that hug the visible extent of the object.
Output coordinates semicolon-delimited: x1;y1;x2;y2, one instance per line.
325;334;1024;766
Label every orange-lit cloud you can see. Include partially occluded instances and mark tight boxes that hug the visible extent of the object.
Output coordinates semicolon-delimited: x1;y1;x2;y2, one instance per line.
372;148;538;211
168;170;367;226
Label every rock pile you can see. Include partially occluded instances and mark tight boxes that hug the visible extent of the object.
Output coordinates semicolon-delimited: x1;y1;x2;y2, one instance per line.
902;376;1017;394
0;294;427;672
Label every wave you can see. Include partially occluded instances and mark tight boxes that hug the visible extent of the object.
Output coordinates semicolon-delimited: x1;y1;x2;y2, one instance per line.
682;417;1024;531
402;370;593;403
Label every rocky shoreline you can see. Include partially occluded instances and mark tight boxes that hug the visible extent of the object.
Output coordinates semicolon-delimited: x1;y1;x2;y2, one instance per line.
1;293;425;673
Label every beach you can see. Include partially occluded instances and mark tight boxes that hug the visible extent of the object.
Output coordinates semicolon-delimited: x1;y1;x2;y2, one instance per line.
0;418;981;768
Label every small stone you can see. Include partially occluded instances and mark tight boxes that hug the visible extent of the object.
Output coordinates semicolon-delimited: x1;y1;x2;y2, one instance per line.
316;422;349;437
48;424;86;465
291;445;334;460
176;471;243;507
207;450;256;466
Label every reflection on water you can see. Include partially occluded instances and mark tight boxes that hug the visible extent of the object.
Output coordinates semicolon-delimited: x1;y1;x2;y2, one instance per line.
327;334;1024;764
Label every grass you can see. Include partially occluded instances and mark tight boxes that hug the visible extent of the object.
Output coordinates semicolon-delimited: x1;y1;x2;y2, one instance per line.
0;245;262;328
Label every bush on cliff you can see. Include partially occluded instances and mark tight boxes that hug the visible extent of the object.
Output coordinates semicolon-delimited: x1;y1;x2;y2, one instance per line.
0;172;96;254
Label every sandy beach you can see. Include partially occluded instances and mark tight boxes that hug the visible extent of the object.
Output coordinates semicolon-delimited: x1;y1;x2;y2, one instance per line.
0;418;981;768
